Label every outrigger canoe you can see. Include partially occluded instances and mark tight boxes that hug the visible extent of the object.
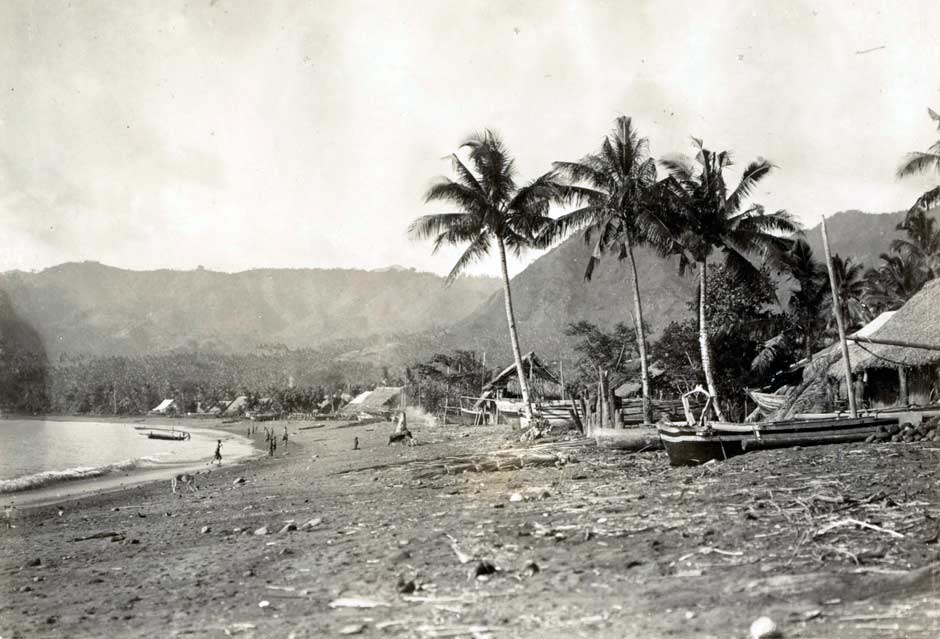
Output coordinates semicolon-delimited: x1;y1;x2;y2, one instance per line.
657;414;899;466
656;385;900;466
146;430;190;441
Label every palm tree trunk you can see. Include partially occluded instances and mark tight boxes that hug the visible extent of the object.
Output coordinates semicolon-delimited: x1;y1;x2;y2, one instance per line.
625;237;653;425
698;261;726;421
497;237;533;420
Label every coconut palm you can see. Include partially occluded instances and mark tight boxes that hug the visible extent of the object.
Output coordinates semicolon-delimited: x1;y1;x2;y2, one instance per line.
546;116;660;424
897;108;940;216
863;251;928;313
890;208;940;279
829;254;870;331
408;130;560;421
779;239;828;358
659;139;796;420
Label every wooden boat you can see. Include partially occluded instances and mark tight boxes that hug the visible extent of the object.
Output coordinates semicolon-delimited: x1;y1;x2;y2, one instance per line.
249;412;280;422
657;414;899;466
146;430;190;441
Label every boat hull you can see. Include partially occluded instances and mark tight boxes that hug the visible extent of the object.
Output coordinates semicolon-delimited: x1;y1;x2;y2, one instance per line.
657;415;899;466
147;432;190;441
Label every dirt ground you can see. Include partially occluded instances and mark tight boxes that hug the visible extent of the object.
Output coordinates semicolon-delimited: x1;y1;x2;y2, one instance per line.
2;418;939;639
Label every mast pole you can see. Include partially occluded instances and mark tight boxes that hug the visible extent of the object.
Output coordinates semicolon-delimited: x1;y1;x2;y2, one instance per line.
821;215;857;418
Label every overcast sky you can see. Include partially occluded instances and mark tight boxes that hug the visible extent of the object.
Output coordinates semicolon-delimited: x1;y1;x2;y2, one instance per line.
2;1;939;277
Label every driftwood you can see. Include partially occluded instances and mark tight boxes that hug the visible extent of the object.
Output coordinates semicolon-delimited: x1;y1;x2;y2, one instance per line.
593;428;662;451
410;450;574;479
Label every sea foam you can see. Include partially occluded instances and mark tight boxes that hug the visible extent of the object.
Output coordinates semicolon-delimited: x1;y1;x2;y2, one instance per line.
0;456;164;494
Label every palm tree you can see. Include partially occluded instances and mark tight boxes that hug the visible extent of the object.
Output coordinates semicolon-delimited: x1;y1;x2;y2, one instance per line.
659;139;796;420
890;208;940;279
779;239;828;358
546;116;660;424
897;108;940;216
408;130;560;421
830;254;869;331
863;251;928;313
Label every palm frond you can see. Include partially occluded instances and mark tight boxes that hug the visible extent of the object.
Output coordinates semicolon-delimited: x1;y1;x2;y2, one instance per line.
726;160;774;214
896;152;940;179
552;160;607;189
909;185;940;215
424;179;488;213
446;233;491;284
407;213;472;241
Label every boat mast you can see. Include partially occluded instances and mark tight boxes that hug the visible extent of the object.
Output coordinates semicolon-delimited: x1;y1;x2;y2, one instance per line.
820;215;857;418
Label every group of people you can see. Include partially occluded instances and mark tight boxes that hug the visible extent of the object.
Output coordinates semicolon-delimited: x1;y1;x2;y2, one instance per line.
243;424;289;455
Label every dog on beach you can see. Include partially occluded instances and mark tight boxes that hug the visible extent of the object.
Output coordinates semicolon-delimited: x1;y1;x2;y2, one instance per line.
171;473;198;495
387;428;416;447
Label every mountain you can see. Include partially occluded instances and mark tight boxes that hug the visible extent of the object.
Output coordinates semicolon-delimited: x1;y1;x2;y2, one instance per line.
0;262;499;358
0;209;923;368
803;209;913;266
436;209;924;364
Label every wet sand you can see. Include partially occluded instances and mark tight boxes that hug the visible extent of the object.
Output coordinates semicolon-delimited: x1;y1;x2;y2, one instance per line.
1;418;939;639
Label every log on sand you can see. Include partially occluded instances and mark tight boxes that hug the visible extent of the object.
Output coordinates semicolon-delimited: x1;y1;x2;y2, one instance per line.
410;451;573;479
594;428;662;451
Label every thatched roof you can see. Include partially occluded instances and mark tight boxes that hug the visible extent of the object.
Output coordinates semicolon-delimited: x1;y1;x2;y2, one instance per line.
824;311;896;375
482;352;559;392
342;386;404;413
852;278;940;371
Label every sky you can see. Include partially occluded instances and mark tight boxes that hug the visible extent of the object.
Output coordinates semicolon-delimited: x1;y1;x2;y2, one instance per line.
2;0;939;277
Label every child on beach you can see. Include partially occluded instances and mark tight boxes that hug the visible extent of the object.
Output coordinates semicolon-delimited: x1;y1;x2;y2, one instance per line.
213;440;223;465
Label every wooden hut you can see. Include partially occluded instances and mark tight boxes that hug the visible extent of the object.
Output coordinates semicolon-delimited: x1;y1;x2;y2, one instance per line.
778;279;940;417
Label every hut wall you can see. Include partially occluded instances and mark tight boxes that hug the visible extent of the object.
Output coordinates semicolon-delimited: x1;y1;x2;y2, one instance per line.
910;365;938;405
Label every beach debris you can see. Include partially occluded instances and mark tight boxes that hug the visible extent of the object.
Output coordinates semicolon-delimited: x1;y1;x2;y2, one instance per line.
301;517;323;531
278;522;298;534
446;535;473;564
338;624;366;635
254;526;269;536
258;600;271;609
397;575;417;594
233;477;246;485
522;560;540;576
25;557;42;567
749;616;781;639
69;531;123;542
200;526;211;534
223;622;256;636
814;518;904;540
329;597;391;609
473;560;497;579
509;493;524;503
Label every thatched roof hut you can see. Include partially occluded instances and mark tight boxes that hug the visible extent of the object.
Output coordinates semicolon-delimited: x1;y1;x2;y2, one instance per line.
851;278;940;371
776;279;940;416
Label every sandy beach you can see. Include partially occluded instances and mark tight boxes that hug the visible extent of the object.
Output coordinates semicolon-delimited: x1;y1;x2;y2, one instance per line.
2;418;939;639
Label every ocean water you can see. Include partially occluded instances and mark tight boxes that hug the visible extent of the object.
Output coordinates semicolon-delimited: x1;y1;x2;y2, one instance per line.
0;418;256;494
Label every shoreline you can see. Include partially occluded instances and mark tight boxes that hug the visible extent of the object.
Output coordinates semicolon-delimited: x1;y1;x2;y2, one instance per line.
2;417;269;509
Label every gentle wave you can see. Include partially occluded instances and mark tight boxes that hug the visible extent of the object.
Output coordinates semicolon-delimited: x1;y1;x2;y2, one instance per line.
0;456;167;494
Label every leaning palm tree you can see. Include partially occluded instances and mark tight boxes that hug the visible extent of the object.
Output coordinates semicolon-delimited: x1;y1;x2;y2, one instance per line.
897;108;940;217
659;139;796;420
408;130;560;422
546;116;659;424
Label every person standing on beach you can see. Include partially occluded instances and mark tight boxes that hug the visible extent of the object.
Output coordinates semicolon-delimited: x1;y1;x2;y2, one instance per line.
213;440;223;465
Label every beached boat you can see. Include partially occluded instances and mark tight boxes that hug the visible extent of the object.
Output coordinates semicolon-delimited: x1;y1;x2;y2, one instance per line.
657;414;899;466
146;430;190;441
